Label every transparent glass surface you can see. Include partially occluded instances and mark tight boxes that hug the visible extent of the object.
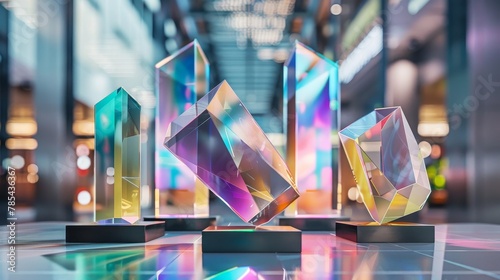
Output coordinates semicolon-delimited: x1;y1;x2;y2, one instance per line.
155;39;209;192
339;107;431;224
2;223;500;279
165;81;299;225
94;87;141;224
284;41;339;193
155;40;210;217
283;42;340;215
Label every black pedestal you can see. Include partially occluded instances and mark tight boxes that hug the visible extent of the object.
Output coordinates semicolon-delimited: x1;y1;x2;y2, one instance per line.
202;226;301;253
335;221;435;243
143;215;217;231
278;215;350;231
66;221;165;243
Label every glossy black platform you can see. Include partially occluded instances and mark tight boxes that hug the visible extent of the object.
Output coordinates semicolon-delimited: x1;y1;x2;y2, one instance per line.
143;215;217;231
202;226;301;253
278;215;350;231
66;221;165;243
335;221;435;243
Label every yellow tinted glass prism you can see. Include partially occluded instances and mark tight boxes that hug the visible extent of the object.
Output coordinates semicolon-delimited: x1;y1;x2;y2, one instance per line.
339;107;431;224
94;88;141;224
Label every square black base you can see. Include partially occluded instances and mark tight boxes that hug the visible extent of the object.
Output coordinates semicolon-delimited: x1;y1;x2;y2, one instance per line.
278;215;350;231
143;215;217;231
202;226;301;253
335;221;435;243
66;221;165;243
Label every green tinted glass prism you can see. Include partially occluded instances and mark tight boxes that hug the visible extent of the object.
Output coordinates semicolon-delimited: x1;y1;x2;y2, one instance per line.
94;87;141;224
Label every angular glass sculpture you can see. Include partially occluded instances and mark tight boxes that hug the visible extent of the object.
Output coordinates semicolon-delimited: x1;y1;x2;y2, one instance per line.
283;41;339;214
155;39;210;215
339;107;431;224
94;87;141;224
164;81;300;225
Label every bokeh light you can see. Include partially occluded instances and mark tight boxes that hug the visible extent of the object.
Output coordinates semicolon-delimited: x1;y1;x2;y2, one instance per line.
76;144;90;157
330;4;342;15
77;190;92;205
77;156;91;170
419;141;432;158
10;155;25;169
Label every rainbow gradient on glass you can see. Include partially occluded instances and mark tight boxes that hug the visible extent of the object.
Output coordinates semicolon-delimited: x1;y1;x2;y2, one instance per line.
155;40;209;191
164;81;300;225
94;87;141;224
339;107;431;224
284;41;339;193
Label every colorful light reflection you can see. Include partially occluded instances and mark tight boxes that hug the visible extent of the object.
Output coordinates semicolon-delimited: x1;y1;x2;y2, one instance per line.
206;267;265;280
94;88;141;224
339;107;431;224
284;41;339;194
164;81;299;225
155;40;209;191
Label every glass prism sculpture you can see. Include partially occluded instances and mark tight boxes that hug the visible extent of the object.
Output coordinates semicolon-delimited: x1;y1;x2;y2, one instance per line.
94;87;141;224
155;39;210;216
164;81;300;225
283;41;340;214
339;107;431;224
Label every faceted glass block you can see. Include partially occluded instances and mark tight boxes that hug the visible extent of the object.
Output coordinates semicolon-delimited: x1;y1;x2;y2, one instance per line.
283;41;339;214
155;39;210;216
164;81;300;225
94;87;141;224
339;107;431;224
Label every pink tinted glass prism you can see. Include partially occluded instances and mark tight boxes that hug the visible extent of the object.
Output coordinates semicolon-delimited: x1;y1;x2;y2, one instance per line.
164;81;300;225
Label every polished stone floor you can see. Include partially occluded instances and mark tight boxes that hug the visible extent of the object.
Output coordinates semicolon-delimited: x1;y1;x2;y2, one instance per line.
1;222;500;279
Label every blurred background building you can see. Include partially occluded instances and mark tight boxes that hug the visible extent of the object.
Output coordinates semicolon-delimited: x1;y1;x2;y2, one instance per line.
1;0;500;225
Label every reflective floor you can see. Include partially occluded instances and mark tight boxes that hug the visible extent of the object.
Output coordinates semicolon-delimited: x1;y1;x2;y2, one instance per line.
1;223;500;279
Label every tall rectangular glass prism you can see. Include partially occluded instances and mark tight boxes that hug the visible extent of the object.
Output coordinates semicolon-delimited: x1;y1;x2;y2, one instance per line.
284;41;340;215
155;40;210;216
94;87;141;224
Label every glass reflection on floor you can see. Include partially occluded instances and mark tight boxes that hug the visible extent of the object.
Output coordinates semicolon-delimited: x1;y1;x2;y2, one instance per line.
44;244;189;279
2;223;500;279
201;253;300;279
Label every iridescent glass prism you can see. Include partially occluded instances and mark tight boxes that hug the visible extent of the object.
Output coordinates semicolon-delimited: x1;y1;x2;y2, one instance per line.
283;41;340;215
339;107;431;224
94;87;141;224
66;88;164;243
155;39;210;216
164;81;300;225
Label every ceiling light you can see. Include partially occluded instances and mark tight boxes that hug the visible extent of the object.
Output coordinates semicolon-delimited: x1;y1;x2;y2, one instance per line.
418;122;449;137
6;119;37;137
6;138;38;150
340;25;383;84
